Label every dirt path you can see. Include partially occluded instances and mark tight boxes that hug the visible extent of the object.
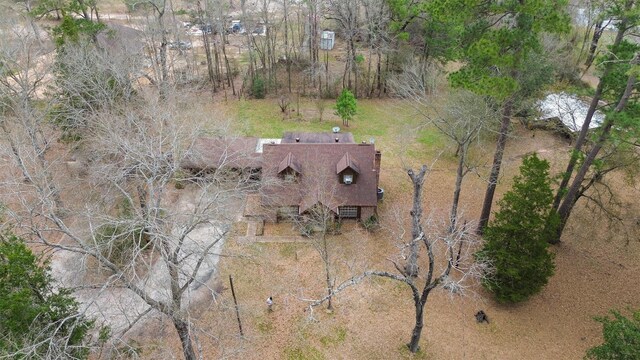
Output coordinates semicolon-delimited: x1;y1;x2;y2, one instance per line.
49;190;233;336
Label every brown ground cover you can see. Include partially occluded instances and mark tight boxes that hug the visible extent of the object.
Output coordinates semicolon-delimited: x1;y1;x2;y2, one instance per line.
3;85;635;359
131;113;640;359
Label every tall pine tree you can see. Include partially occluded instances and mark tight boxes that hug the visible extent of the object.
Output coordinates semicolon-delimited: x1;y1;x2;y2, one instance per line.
428;0;570;234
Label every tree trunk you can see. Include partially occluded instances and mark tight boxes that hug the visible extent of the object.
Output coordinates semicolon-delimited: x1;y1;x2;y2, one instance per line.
408;301;425;353
350;36;358;97
367;45;373;98
77;0;90;20
203;32;217;90
450;143;467;231
213;38;222;84
325;51;330;94
584;20;605;68
383;52;389;94
555;122;613;241
477;100;512;234
173;317;197;360
283;0;292;93
405;166;427;277
155;4;169;91
137;184;148;215
376;50;382;97
325;258;333;310
553;55;637;243
553;21;627;211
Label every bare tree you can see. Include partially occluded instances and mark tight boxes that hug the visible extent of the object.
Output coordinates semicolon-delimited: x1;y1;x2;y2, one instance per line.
303;164;485;353
52;41;140;139
0;16;254;359
8;99;238;357
2;94;254;360
284;162;346;311
282;0;292;92
305;0;321;65
390;63;497;230
208;0;237;95
314;97;326;122
132;0;174;93
0;9;59;205
368;164;484;353
297;204;341;311
403;166;427;277
431;92;497;229
327;0;362;96
278;94;291;118
362;0;391;97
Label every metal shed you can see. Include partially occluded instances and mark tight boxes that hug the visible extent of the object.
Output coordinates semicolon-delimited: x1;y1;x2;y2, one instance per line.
320;30;335;50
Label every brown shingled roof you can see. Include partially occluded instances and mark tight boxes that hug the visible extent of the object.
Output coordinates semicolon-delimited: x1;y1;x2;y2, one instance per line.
182;137;262;171
281;132;355;143
261;143;378;211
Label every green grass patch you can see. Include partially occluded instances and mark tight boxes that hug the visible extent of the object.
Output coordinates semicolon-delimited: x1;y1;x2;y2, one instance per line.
398;343;431;359
255;316;273;334
284;345;325;360
246;242;266;255
416;128;444;147
279;243;299;259
230;98;421;145
369;275;407;296
234;99;337;138
319;326;347;347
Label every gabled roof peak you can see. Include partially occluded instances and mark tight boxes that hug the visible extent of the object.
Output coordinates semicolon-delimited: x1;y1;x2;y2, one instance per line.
336;152;360;174
278;152;302;174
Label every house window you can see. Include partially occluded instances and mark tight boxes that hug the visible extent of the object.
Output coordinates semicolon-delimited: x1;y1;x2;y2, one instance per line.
339;206;358;218
343;174;353;184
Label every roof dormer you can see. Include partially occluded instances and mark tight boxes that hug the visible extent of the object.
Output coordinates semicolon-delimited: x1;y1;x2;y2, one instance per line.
336;152;360;174
336;152;359;185
278;152;301;181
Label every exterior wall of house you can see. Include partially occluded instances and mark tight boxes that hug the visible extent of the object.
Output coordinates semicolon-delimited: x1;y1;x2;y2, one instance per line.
374;151;382;187
338;206;359;218
263;205;377;223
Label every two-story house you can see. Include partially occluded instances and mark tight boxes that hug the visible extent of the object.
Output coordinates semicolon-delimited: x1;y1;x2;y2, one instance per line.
183;132;381;221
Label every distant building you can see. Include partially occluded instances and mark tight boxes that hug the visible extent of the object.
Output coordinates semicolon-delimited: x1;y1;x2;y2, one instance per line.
320;31;335;50
536;92;605;132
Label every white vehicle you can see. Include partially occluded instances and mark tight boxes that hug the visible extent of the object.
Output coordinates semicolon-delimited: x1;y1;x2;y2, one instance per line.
168;41;192;50
186;26;203;36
